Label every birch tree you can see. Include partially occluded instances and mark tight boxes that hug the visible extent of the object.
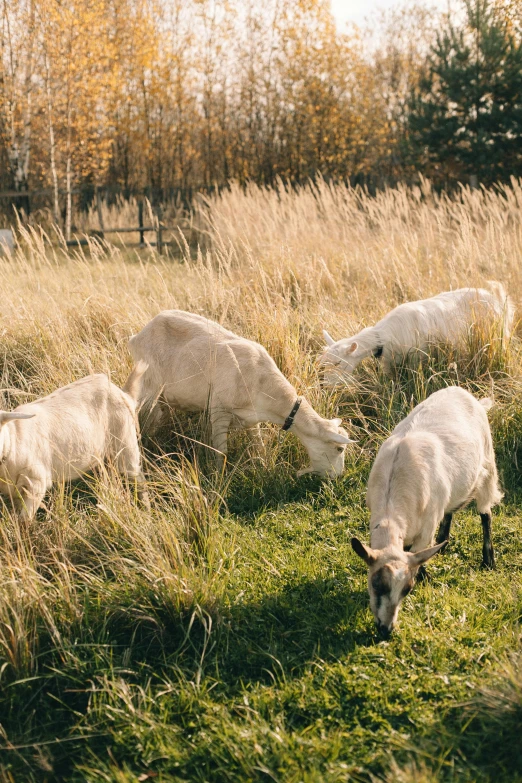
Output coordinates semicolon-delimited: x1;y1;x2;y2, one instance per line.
0;0;36;197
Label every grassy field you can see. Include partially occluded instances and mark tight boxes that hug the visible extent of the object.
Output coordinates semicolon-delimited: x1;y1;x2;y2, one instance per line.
1;179;522;782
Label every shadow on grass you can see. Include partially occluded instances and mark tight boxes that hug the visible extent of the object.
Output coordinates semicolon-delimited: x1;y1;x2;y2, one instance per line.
53;574;372;689
142;423;328;516
217;577;371;685
0;576;372;780
224;470;325;517
78;574;372;686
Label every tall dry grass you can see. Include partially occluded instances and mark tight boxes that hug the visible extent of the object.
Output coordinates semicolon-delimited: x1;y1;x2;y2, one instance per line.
1;177;522;699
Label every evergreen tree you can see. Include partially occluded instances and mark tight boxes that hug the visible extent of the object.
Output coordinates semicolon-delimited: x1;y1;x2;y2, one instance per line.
408;0;522;185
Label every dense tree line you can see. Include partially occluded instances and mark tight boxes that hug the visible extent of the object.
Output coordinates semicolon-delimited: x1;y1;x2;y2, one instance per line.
0;0;521;229
408;0;522;185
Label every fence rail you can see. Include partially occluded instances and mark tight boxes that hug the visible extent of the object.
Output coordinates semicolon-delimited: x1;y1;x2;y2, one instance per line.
1;192;177;254
0;188;80;198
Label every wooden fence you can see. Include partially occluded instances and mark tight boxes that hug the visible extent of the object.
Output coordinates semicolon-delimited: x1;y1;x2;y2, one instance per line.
67;196;175;252
0;189;177;253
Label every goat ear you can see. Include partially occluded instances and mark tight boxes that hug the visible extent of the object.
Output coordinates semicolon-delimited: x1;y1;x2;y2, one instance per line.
329;431;356;445
409;541;447;567
351;537;378;565
331;417;342;426
0;412;35;426
347;341;358;354
323;329;335;346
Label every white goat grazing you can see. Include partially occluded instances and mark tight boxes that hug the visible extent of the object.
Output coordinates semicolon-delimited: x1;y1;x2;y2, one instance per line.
128;310;354;475
351;386;502;636
0;363;149;521
321;283;514;384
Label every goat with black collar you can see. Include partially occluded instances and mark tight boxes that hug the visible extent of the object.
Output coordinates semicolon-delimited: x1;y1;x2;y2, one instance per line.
320;283;513;385
129;310;354;475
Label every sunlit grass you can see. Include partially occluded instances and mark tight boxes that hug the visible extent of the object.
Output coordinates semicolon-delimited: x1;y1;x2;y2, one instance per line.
0;180;522;780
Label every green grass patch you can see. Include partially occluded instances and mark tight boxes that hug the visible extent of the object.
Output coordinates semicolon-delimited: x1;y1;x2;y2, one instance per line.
1;476;521;782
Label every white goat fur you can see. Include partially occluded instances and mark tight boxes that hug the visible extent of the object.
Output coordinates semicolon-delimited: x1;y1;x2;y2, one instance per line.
0;363;149;521
352;386;502;634
321;283;514;384
128;310;353;475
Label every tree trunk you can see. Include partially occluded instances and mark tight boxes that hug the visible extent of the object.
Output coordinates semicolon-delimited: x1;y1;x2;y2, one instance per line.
65;154;72;241
44;53;60;225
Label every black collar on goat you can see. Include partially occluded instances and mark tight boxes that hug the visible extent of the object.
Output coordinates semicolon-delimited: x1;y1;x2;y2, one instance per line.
282;397;303;431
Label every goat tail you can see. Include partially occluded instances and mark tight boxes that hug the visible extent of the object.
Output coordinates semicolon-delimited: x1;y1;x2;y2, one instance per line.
128;333;138;359
123;360;149;402
484;280;507;301
484;280;515;342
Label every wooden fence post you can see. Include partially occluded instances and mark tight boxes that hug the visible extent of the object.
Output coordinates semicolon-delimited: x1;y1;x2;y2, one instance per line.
96;187;105;233
156;205;163;254
138;200;144;245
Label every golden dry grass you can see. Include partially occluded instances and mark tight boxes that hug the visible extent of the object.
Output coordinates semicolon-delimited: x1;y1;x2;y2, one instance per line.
1;179;522;781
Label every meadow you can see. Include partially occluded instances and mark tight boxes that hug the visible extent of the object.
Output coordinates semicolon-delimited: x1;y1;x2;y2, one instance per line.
1;178;522;782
